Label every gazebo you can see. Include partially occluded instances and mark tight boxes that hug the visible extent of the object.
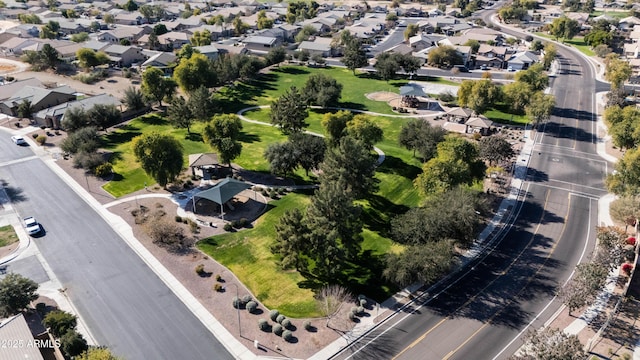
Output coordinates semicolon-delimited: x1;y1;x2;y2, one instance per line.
192;178;252;220
399;83;426;108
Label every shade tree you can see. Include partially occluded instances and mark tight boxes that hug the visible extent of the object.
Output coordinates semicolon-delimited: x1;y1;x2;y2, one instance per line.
270;86;308;135
132;132;184;187
0;273;38;316
478;136;515;165
302;73;343;107
398;119;447;161
203;114;243;166
319;136;378;199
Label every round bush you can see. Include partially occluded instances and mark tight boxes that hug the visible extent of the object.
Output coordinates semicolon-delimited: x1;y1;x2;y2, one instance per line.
232;296;241;309
258;319;269;331
357;294;366;301
270;309;279;321
359;298;367;307
213;283;223;292
223;223;233;232
276;314;285;324
246;301;257;313
242;294;252;304
273;324;283;336
348;312;357;321
281;318;291;329
350;306;358;315
357;306;364;315
175;215;183;222
94;162;112;177
304;320;312;331
282;330;293;342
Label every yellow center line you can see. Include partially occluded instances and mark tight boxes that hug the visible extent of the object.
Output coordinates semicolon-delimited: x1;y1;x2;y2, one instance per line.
443;194;572;360
392;189;554;360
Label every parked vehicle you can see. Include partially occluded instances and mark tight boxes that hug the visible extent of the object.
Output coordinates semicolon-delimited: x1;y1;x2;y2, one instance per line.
11;136;26;145
23;216;42;235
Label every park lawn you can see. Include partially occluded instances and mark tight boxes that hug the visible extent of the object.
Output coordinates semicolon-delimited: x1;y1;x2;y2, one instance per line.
534;33;595;57
197;193;320;317
590;10;630;19
102;114;212;197
0;225;18;247
484;104;530;125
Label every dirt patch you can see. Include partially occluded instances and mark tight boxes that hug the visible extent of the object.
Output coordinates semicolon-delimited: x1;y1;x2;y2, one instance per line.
0;64;17;73
366;91;399;102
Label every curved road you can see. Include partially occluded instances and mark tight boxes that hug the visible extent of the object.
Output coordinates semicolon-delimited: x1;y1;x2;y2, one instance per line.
331;6;607;360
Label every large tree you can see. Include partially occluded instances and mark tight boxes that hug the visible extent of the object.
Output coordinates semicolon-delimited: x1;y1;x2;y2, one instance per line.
270;86;308;135
121;86;147;112
478;136;515;165
456;79;501;114
173;53;217;93
87;103;121;131
203;114;243;166
272;208;310;270
62;107;90;132
302;73;343;107
604;53;632;90
345;114;383;150
398;119;447;160
141;66;176;107
132;132;184;187
167;96;194;133
427;45;463;68
43;310;77;337
319;136;377;199
515;63;549;91
187;86;214;122
76;48;109;69
290;132;326;176
264;141;299;177
549;16;580;41
374;52;401;81
525;91;556;126
0;273;38;316
383;241;456;287
415;136;485;196
77;347;123;360
503;81;532;114
513;328;585;360
40;43;60;70
607;147;640;195
321;110;352;145
342;37;368;75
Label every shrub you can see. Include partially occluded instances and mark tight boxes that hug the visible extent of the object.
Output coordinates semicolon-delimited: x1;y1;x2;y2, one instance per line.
246;301;257;313
215;274;222;282
32;133;38;138
187;219;199;233
472;132;482;141
270;309;279;321
304;320;313;331
145;218;194;253
40;125;46;130
276;314;285;324
359;298;367;307
273;324;283;336
35;302;46;316
623;263;634;275
213;283;223;292
35;135;47;145
348;312;357;321
43;310;77;337
357;306;364;315
238;218;249;228
94;162;112;177
627;237;636;246
232;220;241;229
282;330;293;342
258;319;269;331
350;306;358;315
195;264;205;275
175;215;182;222
223;223;233;232
281;318;291;329
242;294;252;304
59;329;87;358
72;152;104;171
232;296;241;309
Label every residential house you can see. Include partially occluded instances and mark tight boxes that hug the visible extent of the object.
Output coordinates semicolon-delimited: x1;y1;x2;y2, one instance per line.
625;42;640;58
5;24;39;38
57;42;84;62
243;35;280;53
214;43;249;55
141;51;178;75
0;78;43;101
388;43;414;55
0;37;39;56
115;11;145;26
98;26;150;44
103;44;146;67
299;19;332;35
193;45;220;60
0;85;76;116
35;93;122;129
454;45;472;67
0;315;45;360
57;20;89;35
619;16;640;31
475;44;509;68
506;51;539;70
157;31;191;50
81;40;111;52
409;34;445;51
298;39;333;57
428;8;444;17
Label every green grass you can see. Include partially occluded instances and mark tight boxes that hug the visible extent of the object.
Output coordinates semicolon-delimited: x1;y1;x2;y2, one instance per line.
198;193;319;317
484;104;530;125
216;65;452;116
590;10;630;19
0;225;18;247
534;33;595;57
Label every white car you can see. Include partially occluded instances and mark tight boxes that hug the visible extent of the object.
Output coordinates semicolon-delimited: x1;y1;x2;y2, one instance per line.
23;216;42;235
11;135;26;145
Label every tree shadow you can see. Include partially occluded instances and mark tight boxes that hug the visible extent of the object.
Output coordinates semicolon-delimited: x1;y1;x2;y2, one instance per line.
238;131;261;143
335;327;402;360
273;67;310;75
185;132;203;142
361;194;410;239
375;155;422;180
0;180;26;203
102;129;142;148
137;114;167;125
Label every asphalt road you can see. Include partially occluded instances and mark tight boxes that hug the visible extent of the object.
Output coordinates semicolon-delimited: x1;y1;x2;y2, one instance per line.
0;146;234;359
331;8;607;360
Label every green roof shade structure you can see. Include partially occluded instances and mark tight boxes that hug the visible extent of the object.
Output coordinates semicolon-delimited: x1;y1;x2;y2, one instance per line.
192;178;252;220
399;83;427;97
